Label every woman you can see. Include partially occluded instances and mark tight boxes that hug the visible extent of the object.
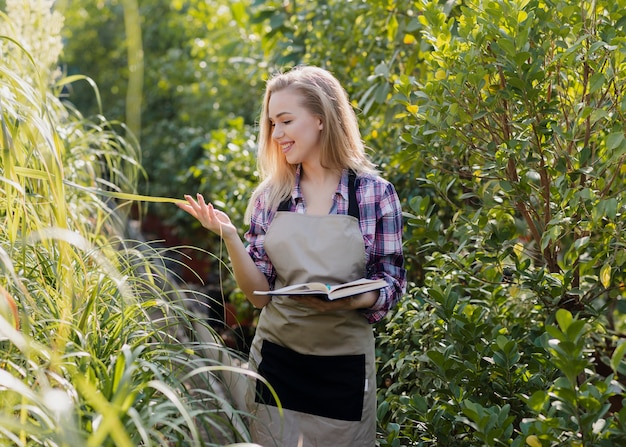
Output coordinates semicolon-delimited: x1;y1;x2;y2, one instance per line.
178;65;406;446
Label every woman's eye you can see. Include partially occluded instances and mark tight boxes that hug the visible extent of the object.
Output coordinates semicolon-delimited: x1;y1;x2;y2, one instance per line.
270;119;291;127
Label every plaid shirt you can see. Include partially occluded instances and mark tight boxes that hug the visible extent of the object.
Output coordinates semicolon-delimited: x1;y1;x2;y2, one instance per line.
245;166;406;323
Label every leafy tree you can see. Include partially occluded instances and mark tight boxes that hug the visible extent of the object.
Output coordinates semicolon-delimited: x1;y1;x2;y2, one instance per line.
377;0;626;444
59;0;263;220
402;0;626;318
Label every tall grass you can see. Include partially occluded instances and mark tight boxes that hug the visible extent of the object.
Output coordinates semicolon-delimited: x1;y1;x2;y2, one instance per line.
0;3;254;446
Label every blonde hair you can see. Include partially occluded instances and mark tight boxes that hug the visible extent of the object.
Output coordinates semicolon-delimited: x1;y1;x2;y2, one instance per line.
245;66;377;222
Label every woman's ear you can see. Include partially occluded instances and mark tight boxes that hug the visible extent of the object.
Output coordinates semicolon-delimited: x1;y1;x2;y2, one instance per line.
318;117;324;130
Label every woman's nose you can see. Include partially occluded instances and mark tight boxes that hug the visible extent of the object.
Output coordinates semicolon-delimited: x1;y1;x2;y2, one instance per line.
272;124;283;139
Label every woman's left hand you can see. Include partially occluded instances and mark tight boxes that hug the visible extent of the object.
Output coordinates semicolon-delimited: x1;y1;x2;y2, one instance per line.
291;290;379;312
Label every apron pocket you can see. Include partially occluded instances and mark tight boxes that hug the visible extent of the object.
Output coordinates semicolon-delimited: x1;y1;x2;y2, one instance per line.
255;340;366;421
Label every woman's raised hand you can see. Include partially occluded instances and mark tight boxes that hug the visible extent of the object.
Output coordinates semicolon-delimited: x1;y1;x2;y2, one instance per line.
176;194;238;239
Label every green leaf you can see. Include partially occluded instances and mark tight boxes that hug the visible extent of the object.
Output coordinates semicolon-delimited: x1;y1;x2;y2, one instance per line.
541;225;561;251
495;335;509;351
64;180;186;204
611;342;626;374
588;73;606;94
427;350;446;369
410;394;429;413
229;0;247;26
606;132;625;150
555;309;573;332
600;263;611;288
526;390;547;412
565;320;587;343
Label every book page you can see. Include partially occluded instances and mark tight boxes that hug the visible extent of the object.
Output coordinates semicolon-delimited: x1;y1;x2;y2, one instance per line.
254;278;386;298
329;278;385;293
260;282;328;295
327;281;386;300
294;283;329;294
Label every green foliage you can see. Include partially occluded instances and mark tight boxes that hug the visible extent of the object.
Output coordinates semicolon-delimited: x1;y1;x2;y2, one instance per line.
57;0;626;445
378;290;626;445
377;277;548;445
249;0;427;155
398;0;626;306
519;309;623;446
0;5;253;445
171;117;259;316
59;0;265;222
376;0;626;444
172;117;257;227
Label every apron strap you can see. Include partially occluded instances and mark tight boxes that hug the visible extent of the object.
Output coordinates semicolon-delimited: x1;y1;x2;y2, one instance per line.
347;170;359;220
277;170;360;220
277;195;291;212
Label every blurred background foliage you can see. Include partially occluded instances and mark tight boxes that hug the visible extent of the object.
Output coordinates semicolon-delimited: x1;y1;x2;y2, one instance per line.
2;0;626;445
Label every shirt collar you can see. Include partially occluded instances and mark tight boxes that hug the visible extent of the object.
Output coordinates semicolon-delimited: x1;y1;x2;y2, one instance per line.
293;164;350;202
337;169;350;201
293;164;304;202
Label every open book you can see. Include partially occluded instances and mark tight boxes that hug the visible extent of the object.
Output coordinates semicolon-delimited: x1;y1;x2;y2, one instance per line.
253;278;387;301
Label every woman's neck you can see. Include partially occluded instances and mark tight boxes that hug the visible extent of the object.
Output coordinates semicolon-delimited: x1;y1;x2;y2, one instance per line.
299;164;343;215
300;162;342;187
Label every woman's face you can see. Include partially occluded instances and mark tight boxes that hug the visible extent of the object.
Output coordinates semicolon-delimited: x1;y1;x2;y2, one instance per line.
268;87;323;166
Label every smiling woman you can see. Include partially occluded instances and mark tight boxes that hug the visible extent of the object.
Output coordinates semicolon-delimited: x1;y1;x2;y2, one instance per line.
178;65;407;447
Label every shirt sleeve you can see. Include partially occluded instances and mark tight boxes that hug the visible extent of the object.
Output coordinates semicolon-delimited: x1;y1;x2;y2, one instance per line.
361;180;407;324
244;192;277;288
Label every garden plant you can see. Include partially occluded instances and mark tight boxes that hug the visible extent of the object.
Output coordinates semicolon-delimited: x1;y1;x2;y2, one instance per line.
2;0;626;446
0;1;255;445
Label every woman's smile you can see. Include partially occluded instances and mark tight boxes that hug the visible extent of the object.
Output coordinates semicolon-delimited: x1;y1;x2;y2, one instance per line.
280;141;294;153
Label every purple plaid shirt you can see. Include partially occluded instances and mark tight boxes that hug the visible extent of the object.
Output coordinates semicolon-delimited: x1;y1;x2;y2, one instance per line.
245;166;406;323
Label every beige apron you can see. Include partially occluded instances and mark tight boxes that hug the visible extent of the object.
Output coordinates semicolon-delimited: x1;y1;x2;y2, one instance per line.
247;209;376;447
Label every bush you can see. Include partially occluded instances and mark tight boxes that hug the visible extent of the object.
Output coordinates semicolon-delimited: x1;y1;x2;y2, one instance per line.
377;0;626;444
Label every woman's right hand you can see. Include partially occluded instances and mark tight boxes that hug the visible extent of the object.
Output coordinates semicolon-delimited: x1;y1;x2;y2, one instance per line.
177;194;238;240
